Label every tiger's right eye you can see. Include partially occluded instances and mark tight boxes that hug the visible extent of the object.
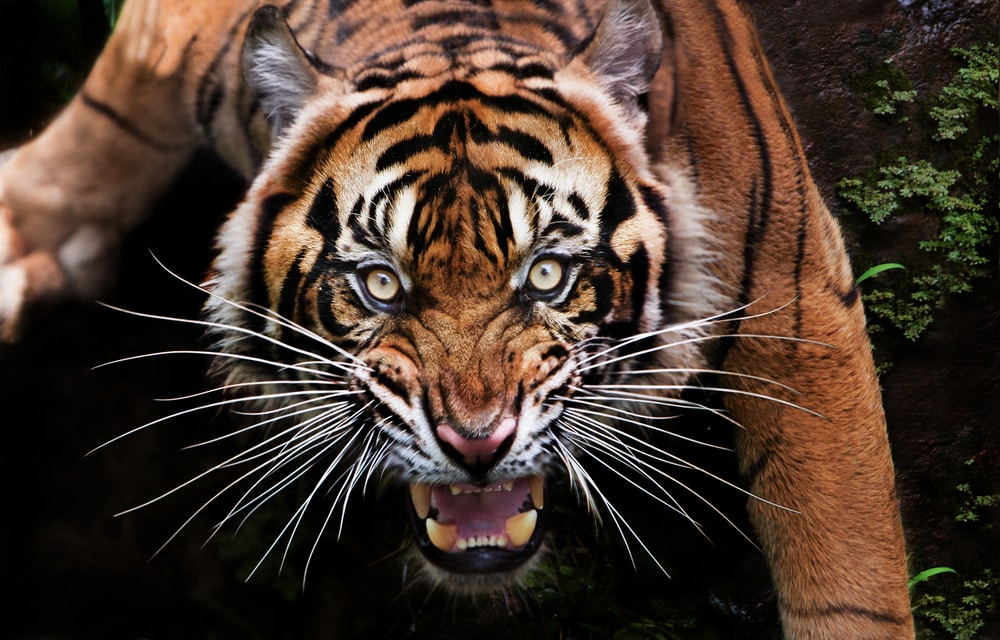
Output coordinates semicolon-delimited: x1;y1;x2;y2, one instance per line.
360;266;403;310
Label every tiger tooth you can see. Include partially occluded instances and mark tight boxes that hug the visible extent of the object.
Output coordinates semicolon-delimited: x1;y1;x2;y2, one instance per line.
504;509;538;547
450;484;462;496
529;475;544;509
502;481;514;492
425;519;458;552
409;483;431;519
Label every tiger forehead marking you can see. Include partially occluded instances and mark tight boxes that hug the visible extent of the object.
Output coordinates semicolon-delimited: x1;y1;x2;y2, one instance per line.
267;80;635;322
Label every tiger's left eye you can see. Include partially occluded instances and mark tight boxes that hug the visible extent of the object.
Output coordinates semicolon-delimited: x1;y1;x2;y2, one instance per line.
362;267;402;305
527;258;567;294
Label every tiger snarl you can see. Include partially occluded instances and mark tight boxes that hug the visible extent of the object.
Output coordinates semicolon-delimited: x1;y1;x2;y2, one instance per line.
0;0;914;637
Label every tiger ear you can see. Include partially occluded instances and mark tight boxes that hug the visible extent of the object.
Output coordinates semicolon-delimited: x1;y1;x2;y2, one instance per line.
242;6;319;137
581;0;663;121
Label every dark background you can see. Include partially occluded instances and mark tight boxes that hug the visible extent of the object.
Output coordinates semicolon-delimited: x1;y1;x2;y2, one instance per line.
1;0;997;638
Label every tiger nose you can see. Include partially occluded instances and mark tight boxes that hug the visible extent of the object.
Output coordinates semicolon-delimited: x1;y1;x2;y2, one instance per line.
436;417;516;476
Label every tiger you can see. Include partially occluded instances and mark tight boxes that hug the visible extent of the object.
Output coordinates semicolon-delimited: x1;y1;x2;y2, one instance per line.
0;0;914;637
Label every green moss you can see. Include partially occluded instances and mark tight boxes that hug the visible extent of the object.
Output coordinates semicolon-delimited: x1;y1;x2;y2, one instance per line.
913;570;997;640
954;481;999;526
840;43;999;343
849;59;917;119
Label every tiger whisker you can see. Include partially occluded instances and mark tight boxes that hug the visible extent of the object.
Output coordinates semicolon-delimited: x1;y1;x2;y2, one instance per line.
573;297;798;368
87;383;357;456
559;403;731;451
581;383;827;420
97;347;346;385
301;423;391;584
559;416;700;525
154;377;349;403
99;301;368;376
562;409;789;515
559;415;765;548
229;390;358;418
578;330;832;374
553;441;669;575
145;254;369;369
218;402;370;474
567;383;738;417
553;394;683;421
115;400;360;523
188;397;355;450
594;367;803;395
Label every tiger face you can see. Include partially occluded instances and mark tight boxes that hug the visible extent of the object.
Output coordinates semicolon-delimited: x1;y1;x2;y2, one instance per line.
206;0;715;589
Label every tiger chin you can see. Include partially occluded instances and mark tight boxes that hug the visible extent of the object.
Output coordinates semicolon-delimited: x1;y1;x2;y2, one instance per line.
0;0;916;636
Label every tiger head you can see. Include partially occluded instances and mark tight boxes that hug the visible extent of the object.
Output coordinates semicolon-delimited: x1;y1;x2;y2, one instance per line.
206;0;717;591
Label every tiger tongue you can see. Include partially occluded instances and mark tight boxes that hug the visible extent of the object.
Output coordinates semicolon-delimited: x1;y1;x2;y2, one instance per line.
428;479;536;552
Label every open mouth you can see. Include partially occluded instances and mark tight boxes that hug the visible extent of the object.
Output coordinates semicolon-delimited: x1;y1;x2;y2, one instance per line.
409;475;546;572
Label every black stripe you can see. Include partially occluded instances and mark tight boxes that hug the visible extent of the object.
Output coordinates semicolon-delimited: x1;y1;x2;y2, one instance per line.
706;4;773;302
411;9;500;33
277;250;307;325
373;368;411;405
362;99;423;143
250;192;298;318
495;126;553;165
80;93;184;152
838;283;860;307
355;68;424;92
567;192;591;220
572;270;614;325
547;212;584;237
306;177;341;241
498;167;555;204
598;168;635;249
375;135;437;171
639;185;677;322
195;7;254;137
316;279;359;340
790;604;910;627
292;98;384;186
628;245;650;329
328;0;359;18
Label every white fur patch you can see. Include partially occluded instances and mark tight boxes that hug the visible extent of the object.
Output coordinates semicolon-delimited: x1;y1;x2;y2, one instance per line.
0;263;26;329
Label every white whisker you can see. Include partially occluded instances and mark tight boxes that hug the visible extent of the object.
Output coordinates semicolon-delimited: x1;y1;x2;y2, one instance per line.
580;383;826;420
553;440;669;575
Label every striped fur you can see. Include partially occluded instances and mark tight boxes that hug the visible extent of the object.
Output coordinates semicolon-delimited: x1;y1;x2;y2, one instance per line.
0;0;913;637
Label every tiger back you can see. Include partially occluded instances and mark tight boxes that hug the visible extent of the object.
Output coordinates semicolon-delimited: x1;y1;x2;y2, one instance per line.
0;0;914;637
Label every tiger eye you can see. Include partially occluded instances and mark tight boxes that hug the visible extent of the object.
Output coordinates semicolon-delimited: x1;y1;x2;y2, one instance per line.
527;258;565;293
364;268;401;303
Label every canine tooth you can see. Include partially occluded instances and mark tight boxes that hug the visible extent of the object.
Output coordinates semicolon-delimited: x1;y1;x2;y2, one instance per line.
426;519;457;552
409;483;431;519
529;476;544;509
504;509;538;547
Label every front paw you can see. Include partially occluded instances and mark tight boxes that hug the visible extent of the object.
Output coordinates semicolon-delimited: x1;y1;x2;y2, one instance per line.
0;207;69;342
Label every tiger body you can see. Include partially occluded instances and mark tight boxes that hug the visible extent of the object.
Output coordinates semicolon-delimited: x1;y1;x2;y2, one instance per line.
0;0;914;637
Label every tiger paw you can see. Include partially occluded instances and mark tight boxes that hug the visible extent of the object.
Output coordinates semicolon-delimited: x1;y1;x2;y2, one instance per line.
0;205;118;342
0;207;67;342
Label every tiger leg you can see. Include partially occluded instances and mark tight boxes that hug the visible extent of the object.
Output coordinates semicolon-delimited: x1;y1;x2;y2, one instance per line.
726;211;915;639
650;0;914;635
0;0;249;340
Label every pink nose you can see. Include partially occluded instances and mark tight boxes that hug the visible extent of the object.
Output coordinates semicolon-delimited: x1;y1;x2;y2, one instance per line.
436;417;516;469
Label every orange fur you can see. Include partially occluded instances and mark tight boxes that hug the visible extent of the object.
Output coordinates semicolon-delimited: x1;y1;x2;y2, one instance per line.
0;1;912;636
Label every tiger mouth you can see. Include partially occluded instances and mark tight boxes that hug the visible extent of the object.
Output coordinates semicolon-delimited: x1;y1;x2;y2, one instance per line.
408;475;546;573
